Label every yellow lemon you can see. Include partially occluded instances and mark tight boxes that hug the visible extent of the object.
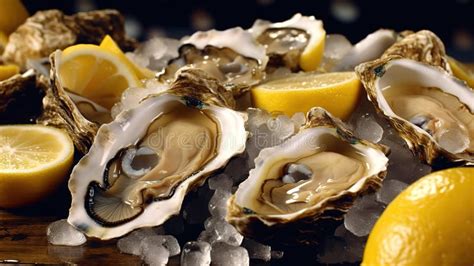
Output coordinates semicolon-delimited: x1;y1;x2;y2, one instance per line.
251;72;361;119
0;64;19;81
448;57;474;88
57;44;142;109
362;168;474;266
99;35;155;79
299;22;326;71
0;0;28;35
0;125;74;208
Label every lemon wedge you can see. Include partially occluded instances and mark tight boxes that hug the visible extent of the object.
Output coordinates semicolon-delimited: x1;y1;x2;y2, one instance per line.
299;27;326;71
0;125;74;208
99;35;155;79
0;0;28;35
448;56;474;88
251;72;361;119
363;168;474;266
57;44;142;109
0;64;20;81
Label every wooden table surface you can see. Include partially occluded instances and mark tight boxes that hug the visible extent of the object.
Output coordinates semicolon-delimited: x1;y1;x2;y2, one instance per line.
0;182;144;265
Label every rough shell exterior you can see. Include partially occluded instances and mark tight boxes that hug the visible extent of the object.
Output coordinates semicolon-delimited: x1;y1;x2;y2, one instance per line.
0;70;46;124
226;108;388;246
165;67;236;109
356;30;472;165
2;9;136;69
380;30;452;73
37;53;98;154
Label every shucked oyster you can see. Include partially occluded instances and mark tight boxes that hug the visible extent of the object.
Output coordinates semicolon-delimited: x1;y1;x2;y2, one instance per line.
356;58;474;165
2;9;136;69
250;13;326;72
68;68;247;239
356;30;473;164
227;108;388;245
159;27;268;96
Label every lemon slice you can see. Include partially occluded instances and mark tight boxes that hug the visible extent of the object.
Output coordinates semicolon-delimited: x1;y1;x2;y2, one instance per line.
57;44;142;109
0;125;74;208
251;72;361;119
363;168;474;266
0;64;20;81
448;56;474;88
99;35;155;79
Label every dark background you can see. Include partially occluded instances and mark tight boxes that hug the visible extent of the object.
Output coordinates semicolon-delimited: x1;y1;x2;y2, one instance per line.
24;0;474;61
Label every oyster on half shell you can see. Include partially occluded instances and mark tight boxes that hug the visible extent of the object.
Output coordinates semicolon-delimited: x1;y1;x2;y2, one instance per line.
68;68;247;239
356;58;474;165
249;13;326;72
158;27;268;96
227;108;388;245
356;30;473;165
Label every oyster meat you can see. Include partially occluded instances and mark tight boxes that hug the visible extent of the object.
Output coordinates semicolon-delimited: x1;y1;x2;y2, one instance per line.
68;69;247;239
356;58;474;164
227;108;388;245
250;13;325;71
159;27;268;96
2;9;136;69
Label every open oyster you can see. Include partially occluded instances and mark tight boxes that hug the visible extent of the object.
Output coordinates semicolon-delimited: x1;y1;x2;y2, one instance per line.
227;108;388;245
356;58;474;165
2;9;136;69
250;13;325;72
158;27;268;96
68;68;247;239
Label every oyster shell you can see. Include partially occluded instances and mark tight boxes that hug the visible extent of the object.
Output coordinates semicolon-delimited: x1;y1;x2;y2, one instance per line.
158;27;268;96
0;70;46;124
380;30;452;73
250;13;325;72
226;108;388;245
68;68;247;239
2;9;136;69
356;57;474;165
37;54;100;154
333;29;397;71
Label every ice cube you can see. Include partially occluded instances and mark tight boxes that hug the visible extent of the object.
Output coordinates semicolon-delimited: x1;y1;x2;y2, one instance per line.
209;189;231;219
291;112;306;127
376;179;409;204
344;194;385;237
208;173;234;191
242;239;271;261
198;218;243;246
272;115;295;140
141;245;170;266
181;241;211;266
354;114;384;143
117;227;159;255
211;241;249;266
47;219;86;246
140;235;181;257
437;128;470;154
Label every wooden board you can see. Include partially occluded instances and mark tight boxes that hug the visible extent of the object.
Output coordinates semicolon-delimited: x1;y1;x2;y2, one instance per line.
0;183;143;265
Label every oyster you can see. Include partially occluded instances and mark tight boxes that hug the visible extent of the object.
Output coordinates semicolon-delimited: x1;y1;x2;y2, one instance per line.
227;108;388;245
0;70;46;124
37;53;100;154
158;27;268;96
356;58;474;165
250;13;326;71
68;68;247;239
2;9;136;69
